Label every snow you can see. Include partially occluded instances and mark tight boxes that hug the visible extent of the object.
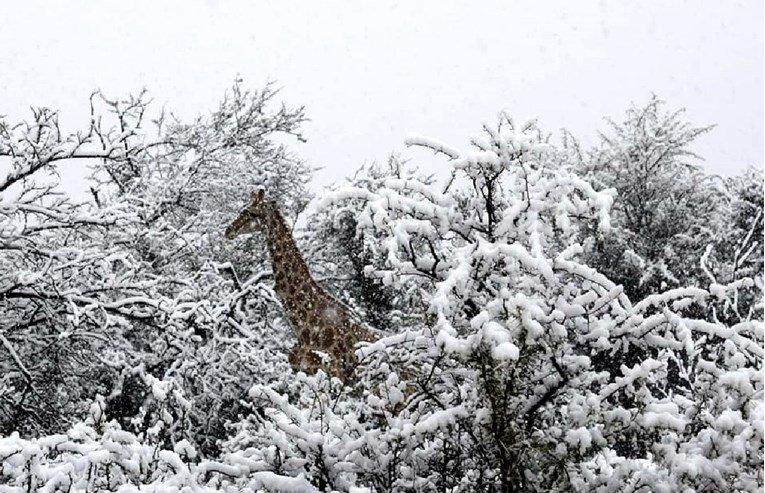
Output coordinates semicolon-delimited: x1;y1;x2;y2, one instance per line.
566;427;593;453
1;88;762;492
404;134;461;160
491;341;520;361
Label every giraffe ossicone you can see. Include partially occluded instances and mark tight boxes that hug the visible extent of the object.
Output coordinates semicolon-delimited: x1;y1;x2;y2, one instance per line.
226;189;377;382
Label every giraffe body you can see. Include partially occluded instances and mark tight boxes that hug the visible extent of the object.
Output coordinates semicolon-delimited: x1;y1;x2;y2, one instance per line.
226;190;376;381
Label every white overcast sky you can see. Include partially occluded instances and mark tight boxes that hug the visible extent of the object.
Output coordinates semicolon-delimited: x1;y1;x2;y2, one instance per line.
0;0;762;193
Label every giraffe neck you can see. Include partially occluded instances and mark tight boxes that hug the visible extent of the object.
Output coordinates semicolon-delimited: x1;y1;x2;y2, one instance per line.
251;202;374;382
261;205;315;304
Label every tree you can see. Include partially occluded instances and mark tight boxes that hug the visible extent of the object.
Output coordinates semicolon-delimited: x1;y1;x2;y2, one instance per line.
705;166;764;322
577;96;724;301
0;81;313;455
0;95;761;492
301;155;427;333
231;116;762;491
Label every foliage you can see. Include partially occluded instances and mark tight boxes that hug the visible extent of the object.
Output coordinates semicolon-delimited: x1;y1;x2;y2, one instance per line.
575;96;725;301
0;91;762;492
0;81;309;455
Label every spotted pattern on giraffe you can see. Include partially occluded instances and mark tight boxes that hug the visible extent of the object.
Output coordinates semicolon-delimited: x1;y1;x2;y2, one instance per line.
225;190;377;381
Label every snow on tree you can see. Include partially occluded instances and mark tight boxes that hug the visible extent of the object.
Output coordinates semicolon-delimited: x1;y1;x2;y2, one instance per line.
575;95;727;301
0;81;312;455
575;96;763;322
0;96;164;437
301;155;430;333
0;92;762;492
706;166;764;322
234;115;763;491
86;81;314;454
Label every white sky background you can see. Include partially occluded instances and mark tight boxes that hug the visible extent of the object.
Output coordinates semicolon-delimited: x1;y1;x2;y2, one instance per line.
0;1;762;197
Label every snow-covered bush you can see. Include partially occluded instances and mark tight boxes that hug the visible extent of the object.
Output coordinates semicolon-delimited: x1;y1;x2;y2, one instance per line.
574;96;722;300
708;166;764;322
236;115;763;491
301;155;429;333
1;91;762;491
0;81;310;454
0;392;320;492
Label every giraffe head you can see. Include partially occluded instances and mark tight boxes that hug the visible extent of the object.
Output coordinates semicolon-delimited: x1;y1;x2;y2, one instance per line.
225;189;270;239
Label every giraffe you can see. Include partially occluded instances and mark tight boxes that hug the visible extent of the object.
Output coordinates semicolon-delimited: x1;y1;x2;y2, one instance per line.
225;190;377;382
